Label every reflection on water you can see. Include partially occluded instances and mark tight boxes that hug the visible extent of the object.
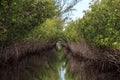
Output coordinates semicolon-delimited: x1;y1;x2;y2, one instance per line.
59;62;66;80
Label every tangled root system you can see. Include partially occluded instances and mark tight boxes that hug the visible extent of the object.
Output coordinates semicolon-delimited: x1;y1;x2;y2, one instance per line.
0;41;56;80
62;42;120;80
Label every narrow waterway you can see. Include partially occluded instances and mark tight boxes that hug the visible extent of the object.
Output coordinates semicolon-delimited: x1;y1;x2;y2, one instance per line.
59;62;66;80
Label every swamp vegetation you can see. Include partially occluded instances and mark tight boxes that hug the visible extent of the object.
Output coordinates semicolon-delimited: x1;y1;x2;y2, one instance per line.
0;0;120;80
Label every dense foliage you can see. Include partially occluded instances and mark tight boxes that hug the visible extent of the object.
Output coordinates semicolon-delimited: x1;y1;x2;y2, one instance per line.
0;0;81;80
64;21;84;42
26;18;64;42
80;0;120;47
1;0;120;80
0;0;62;80
0;0;58;41
64;0;120;80
65;0;120;48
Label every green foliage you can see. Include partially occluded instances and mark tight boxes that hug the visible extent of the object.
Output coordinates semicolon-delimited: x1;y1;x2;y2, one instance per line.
67;0;120;48
0;0;63;80
64;1;120;79
65;64;78;80
0;0;58;41
26;18;64;42
64;21;82;42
